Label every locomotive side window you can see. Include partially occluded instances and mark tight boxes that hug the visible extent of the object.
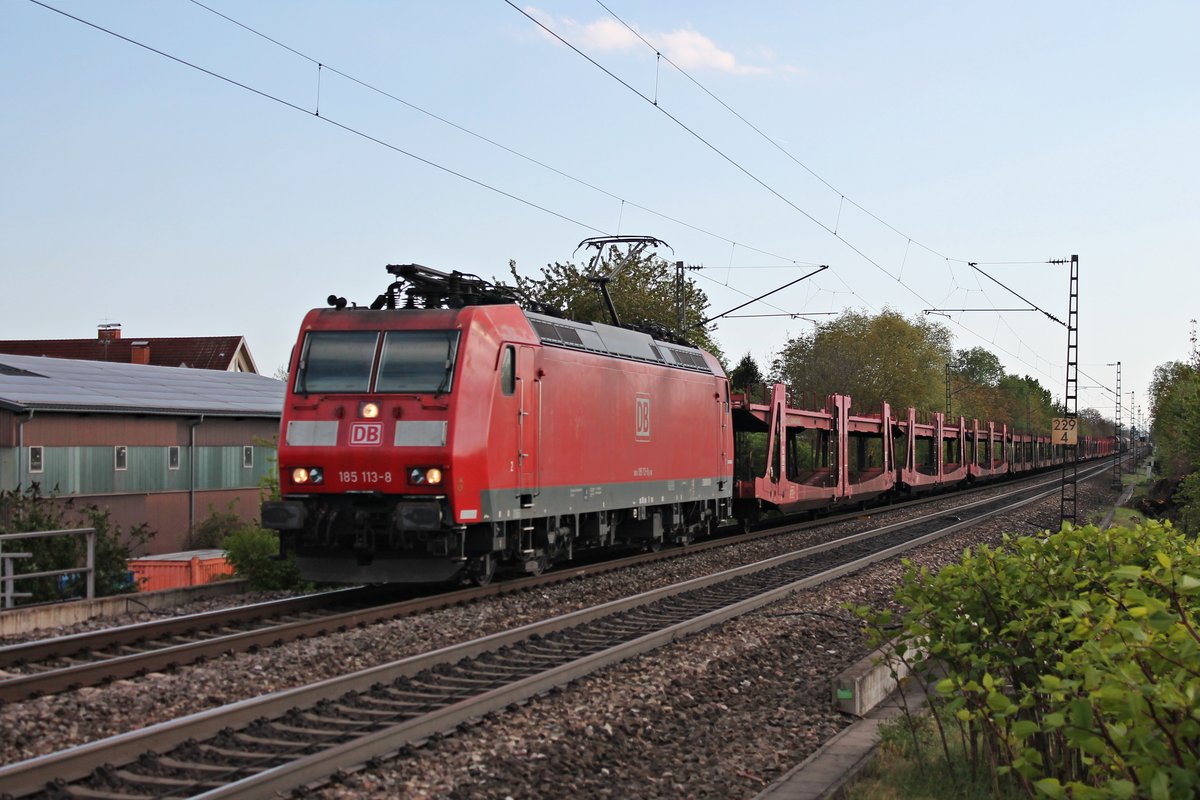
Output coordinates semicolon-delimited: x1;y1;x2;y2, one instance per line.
296;331;379;393
500;346;515;396
377;331;460;393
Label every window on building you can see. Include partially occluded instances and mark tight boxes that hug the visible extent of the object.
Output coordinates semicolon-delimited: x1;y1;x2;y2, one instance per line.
29;446;44;473
168;445;181;470
243;445;254;469
114;445;128;471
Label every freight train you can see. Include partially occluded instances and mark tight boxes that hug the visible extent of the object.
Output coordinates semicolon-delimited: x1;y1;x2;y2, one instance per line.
262;257;1115;586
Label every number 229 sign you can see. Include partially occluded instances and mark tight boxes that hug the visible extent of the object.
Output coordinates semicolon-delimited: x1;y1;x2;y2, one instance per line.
1052;417;1078;445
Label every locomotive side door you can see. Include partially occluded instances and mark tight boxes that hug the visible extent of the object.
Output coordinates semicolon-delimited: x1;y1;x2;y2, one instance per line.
516;345;541;507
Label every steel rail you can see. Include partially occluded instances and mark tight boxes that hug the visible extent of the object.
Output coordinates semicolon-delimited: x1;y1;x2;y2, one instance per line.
0;465;1105;798
0;586;371;666
0;459;1109;704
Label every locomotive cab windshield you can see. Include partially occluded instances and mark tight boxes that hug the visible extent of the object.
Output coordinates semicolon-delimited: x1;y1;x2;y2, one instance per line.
296;329;460;395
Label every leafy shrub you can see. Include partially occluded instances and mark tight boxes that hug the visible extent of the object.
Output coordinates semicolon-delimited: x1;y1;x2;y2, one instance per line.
190;501;245;549
0;484;150;603
853;521;1200;799
1172;472;1200;535
222;525;305;591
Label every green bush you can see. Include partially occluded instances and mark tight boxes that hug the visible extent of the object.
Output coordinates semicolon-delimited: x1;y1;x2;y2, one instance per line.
853;521;1200;799
190;501;244;549
222;525;305;591
0;484;150;603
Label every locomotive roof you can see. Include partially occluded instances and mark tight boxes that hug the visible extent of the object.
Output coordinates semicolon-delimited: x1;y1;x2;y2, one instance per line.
525;311;721;376
333;263;724;376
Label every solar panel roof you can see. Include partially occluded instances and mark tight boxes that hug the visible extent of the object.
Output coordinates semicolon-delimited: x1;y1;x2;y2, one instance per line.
0;354;284;417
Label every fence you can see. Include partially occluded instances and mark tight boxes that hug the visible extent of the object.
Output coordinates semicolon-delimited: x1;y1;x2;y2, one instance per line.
0;528;95;609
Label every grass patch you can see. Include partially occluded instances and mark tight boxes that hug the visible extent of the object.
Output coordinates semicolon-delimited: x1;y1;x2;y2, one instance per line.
1109;506;1148;528
846;713;1025;800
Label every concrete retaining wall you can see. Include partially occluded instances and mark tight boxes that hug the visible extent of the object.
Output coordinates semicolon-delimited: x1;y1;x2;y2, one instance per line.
0;579;249;638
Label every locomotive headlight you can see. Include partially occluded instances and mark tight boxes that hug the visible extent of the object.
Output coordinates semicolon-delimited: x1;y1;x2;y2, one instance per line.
408;467;444;486
359;401;380;419
291;467;324;485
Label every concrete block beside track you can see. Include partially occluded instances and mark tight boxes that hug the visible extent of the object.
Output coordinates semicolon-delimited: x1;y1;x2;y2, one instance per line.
0;579;248;638
832;640;913;717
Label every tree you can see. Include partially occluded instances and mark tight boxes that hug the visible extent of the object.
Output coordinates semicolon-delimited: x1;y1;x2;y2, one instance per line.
994;374;1054;434
950;346;1005;387
946;347;1009;423
770;308;953;412
1150;360;1200;479
729;353;764;390
507;247;724;361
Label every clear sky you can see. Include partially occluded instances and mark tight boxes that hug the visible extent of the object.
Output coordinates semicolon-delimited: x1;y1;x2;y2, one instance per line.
4;1;1196;430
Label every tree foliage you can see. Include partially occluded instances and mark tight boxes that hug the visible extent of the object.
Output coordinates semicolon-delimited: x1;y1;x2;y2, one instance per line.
222;526;305;591
853;520;1200;800
1149;338;1200;526
770;308;953;412
507;248;724;361
952;346;1006;388
728;352;766;399
1150;360;1200;479
729;352;764;389
768;308;1112;439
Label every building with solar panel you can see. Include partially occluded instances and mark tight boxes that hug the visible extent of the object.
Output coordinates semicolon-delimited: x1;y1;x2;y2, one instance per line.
0;354;284;553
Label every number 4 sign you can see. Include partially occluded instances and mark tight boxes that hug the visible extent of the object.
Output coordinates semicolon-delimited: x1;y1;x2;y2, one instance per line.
1052;417;1078;446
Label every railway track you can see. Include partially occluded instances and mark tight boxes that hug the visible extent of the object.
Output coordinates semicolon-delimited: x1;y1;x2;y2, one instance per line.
0;464;1108;799
0;461;1108;705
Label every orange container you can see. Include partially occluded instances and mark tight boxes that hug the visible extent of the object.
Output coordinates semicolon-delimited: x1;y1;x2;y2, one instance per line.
127;550;234;592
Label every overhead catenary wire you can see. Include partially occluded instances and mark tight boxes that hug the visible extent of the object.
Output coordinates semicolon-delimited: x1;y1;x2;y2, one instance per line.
502;1;908;286
36;0;1088;397
185;0;818;272
701;266;829;326
512;2;1070;385
26;0;612;239
592;0;959;266
584;1;1087;387
29;0;849;339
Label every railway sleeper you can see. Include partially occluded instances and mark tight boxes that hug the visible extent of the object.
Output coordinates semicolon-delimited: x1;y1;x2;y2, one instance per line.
267;721;356;738
331;702;409;718
298;711;375;729
153;756;269;775
112;769;224;790
189;742;286;764
231;731;305;750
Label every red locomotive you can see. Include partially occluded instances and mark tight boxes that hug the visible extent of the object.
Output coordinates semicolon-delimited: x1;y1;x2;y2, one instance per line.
262;261;735;585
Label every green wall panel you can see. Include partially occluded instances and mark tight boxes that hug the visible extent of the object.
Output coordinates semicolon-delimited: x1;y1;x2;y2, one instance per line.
3;446;277;496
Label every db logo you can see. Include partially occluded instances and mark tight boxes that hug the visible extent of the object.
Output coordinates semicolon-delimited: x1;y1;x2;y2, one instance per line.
635;394;651;441
349;422;384;446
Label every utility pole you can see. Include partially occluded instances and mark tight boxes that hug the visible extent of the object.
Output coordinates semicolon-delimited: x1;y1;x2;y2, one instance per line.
1052;255;1080;528
1109;361;1121;489
1128;390;1137;472
945;364;952;416
675;261;685;337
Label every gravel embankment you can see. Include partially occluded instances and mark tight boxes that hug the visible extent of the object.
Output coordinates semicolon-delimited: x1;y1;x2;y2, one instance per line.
314;479;1119;799
1;474;1119;799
